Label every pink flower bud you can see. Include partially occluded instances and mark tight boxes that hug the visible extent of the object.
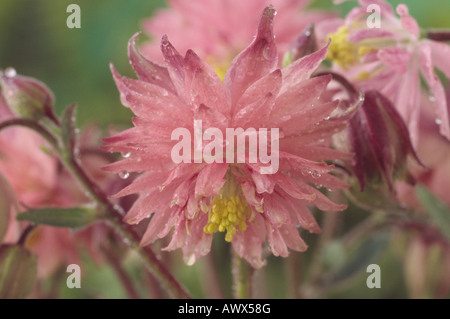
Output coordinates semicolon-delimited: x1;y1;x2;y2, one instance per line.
335;91;423;192
0;68;57;122
283;24;317;66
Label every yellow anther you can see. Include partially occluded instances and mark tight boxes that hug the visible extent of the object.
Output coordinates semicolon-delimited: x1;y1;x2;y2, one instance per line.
355;71;371;81
358;46;375;56
326;26;359;69
203;176;254;242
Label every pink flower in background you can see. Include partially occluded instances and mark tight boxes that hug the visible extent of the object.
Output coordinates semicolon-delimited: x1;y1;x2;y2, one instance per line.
141;0;335;78
105;7;351;268
396;94;450;209
317;0;450;146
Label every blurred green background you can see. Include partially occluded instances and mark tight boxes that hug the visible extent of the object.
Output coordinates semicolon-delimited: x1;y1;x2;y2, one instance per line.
1;0;450;129
1;0;449;299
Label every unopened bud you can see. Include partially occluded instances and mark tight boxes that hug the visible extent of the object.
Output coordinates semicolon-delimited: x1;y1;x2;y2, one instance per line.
0;68;57;122
0;244;37;298
283;24;317;66
334;91;423;192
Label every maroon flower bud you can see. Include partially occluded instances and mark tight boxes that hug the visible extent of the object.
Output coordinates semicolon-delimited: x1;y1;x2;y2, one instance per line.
334;90;423;192
282;24;316;66
0;68;58;123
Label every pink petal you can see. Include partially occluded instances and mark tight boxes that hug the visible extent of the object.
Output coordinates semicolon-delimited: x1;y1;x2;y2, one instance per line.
279;224;308;252
263;193;291;227
140;207;180;246
282;194;321;233
194;163;228;197
428;40;450;79
419;43;450;140
128;32;176;94
232;69;282;127
232;213;266;268
378;48;411;74
267;225;289;257
281;41;329;93
396;4;419;39
270;75;331;123
224;6;278;107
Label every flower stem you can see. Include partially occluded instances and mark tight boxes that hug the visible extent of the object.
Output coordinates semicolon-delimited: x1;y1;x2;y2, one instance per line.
101;245;141;299
232;250;253;299
64;155;191;299
426;30;450;42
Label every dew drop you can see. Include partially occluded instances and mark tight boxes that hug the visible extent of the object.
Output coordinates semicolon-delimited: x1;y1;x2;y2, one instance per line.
263;46;273;61
122;152;132;158
429;95;436;102
324;116;331;121
435;118;442;125
315;183;323;189
301;167;310;176
118;171;130;179
311;171;321;179
4;67;16;78
186;254;196;266
161;89;168;97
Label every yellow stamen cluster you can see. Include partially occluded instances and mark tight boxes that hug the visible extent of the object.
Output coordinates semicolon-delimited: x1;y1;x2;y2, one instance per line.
326;26;359;69
203;187;253;242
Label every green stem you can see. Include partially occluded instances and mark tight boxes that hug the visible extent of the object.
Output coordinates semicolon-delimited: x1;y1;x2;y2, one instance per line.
232;250;253;299
63;153;191;299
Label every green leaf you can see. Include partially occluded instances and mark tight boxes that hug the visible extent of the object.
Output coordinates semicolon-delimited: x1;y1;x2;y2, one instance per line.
416;185;450;238
16;206;97;228
0;245;37;299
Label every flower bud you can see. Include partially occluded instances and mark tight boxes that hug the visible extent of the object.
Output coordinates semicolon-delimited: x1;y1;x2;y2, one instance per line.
0;174;15;243
0;244;37;298
334;91;423;192
283;24;317;66
0;68;57;122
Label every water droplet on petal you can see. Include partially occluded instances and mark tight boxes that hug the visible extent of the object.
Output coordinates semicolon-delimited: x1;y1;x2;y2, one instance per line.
122;152;132;158
263;46;273;61
301;168;310;176
4;67;16;78
435;118;442;125
324;116;331;121
119;171;130;179
186;254;196;266
311;171;321;179
161;89;168;97
429;95;436;102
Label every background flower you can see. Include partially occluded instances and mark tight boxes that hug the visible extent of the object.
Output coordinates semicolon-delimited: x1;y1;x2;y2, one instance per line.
317;0;450;146
141;0;336;79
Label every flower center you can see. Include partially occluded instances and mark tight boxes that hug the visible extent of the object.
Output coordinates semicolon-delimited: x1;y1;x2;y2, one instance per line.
203;176;253;242
326;26;359;69
206;56;230;82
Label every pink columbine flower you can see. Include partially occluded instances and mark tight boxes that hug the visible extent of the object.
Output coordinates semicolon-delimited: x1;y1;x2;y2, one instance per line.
141;0;335;78
104;7;351;268
316;0;450;146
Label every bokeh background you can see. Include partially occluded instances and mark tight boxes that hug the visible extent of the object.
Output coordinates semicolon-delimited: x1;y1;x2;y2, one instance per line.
1;0;449;298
